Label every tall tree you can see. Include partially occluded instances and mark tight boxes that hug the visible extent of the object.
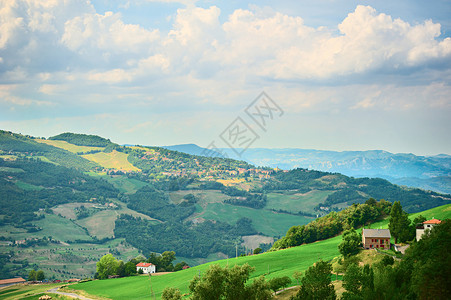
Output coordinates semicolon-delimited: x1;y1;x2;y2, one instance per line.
36;270;45;281
28;270;36;281
388;201;411;243
338;228;361;257
96;254;119;279
292;260;336;300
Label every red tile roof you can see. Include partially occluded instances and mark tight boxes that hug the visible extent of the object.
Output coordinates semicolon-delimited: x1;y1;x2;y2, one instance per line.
136;263;153;267
423;219;441;224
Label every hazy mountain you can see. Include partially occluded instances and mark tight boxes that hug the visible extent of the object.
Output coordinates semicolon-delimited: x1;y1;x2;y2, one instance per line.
165;144;451;194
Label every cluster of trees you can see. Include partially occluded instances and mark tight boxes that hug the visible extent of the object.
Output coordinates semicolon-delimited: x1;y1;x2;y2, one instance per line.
339;219;450;299
95;254;138;279
49;132;113;147
28;269;45;281
272;199;391;250
163;263;273;300
147;251;188;272
114;214;255;258
223;187;267;209
389;201;426;243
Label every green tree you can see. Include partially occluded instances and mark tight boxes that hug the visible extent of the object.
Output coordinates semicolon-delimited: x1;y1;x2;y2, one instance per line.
253;247;262;255
292;260;336;300
189;263;272;300
268;276;291;293
116;260;126;277
124;261;137;276
338;229;361;257
388;201;411;243
162;287;182;300
293;271;303;286
36;270;45;281
342;263;363;299
96;254;119;279
28;269;37;281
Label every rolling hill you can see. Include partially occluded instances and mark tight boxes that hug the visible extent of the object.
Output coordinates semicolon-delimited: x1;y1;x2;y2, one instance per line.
1;130;450;281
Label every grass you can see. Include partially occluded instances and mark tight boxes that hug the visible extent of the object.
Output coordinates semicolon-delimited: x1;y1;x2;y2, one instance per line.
82;151;140;172
0;283;64;300
200;202;311;237
15;180;43;191
97;175;149;194
34;214;92;242
266;190;333;215
71;234;342;299
36;139;104;154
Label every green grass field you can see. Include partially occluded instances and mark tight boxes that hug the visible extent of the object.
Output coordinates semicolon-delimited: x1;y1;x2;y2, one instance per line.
98;175;149;194
266;190;333;214
36;139;104;154
0;283;68;300
34;214;92;242
200;202;312;237
71;235;342;299
82;151;140;172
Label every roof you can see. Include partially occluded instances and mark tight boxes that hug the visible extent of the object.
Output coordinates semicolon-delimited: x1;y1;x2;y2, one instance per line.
423;219;441;225
0;277;26;285
136;263;153;267
362;229;391;238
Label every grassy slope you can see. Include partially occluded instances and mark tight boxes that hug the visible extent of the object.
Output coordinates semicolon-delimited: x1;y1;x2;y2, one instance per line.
71;203;451;300
200;202;311;237
36;139;104;154
82;151;140;172
72;235;342;299
266;190;333;214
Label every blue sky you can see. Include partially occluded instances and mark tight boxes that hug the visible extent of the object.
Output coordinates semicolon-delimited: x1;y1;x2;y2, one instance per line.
0;0;450;155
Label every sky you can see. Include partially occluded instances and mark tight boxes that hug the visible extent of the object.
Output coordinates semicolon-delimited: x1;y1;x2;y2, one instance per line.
0;0;450;156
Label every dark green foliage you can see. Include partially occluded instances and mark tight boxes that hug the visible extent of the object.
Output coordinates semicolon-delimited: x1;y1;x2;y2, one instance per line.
405;219;451;299
162;287;182;300
342;264;374;300
272;200;390;250
147;251;176;272
114;215;253;258
253;247;262;255
380;255;394;267
28;269;37;281
36;270;45;281
338;229;361;257
268;276;291;293
124;261;137;276
189;263;272;300
291;260;336;300
388;201;412;243
49;132;113;147
126;185;195;222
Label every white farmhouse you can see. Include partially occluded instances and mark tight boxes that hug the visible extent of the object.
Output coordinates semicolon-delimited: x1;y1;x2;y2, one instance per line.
136;262;156;274
416;219;441;241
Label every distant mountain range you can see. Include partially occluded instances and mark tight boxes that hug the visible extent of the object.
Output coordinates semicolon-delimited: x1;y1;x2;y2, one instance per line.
163;144;451;194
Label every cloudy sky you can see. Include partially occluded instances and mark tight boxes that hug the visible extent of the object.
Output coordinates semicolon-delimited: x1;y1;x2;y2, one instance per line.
1;0;450;155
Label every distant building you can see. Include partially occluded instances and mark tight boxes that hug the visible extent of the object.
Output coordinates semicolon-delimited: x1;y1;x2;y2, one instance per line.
416;219;441;241
136;262;156;274
362;229;391;249
0;277;26;288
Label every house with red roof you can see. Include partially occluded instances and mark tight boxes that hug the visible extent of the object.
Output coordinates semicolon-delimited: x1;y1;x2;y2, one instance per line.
136;262;156;274
416;219;441;241
0;277;26;288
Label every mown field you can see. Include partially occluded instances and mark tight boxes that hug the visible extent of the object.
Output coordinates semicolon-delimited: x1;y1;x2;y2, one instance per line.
82;151;140;172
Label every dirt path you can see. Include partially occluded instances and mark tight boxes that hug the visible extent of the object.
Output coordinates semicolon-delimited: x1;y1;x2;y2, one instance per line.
46;287;93;300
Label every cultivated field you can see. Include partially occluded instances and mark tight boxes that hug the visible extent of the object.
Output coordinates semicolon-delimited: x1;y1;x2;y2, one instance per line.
82;151;140;172
266;190;334;215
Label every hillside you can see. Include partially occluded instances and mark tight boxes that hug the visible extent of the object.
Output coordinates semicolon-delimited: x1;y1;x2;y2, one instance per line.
166;144;451;194
68;203;451;300
1;130;451;281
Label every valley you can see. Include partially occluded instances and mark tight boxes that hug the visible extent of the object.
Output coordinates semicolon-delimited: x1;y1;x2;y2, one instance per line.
1;130;450;282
